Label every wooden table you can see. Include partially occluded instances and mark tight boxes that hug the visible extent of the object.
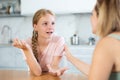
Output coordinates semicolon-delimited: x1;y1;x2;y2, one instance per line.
0;70;87;80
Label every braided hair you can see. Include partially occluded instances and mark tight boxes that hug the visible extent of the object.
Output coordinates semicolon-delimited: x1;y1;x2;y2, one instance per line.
32;30;38;61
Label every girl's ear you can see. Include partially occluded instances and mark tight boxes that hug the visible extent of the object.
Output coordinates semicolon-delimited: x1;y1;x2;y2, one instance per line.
33;24;37;31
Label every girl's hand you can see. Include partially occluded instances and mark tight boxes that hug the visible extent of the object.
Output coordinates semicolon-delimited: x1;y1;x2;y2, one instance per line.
47;64;68;76
12;38;31;51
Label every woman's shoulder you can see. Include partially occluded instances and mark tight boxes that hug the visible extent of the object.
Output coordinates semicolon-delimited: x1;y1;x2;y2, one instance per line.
95;35;120;55
100;33;120;47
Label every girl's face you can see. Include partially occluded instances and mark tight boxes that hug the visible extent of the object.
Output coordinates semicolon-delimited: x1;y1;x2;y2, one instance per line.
34;14;55;39
91;10;98;34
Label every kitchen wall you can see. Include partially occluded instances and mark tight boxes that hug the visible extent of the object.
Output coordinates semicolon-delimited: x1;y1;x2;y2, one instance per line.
55;13;97;45
0;13;97;45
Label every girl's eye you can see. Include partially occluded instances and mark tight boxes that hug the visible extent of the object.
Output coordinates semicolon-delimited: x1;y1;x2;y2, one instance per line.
43;22;48;25
52;22;55;25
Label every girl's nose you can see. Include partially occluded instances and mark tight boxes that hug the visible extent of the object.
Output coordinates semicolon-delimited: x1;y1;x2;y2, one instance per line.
48;24;54;29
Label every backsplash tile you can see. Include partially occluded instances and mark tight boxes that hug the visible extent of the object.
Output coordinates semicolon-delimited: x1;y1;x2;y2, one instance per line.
0;13;96;44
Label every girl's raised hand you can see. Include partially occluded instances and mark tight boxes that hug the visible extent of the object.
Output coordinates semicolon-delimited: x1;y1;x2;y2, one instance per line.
12;38;30;50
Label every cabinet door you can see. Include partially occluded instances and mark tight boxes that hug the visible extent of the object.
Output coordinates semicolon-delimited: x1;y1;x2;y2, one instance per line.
0;47;16;68
67;0;96;13
21;0;68;15
14;48;28;70
0;47;28;70
21;0;96;15
60;47;94;73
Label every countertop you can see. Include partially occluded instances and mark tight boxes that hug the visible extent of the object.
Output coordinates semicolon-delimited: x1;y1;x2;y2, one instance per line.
0;69;87;80
0;44;95;50
69;45;95;49
0;44;13;48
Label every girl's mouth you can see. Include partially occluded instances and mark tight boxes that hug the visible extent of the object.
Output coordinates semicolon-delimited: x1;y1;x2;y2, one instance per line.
46;32;53;34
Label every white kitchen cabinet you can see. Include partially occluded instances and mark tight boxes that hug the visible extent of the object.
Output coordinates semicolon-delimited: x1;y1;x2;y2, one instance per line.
0;47;28;70
21;0;68;15
60;45;94;73
21;0;96;15
67;0;96;13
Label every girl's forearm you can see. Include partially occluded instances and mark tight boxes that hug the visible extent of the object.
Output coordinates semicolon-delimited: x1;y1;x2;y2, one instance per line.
23;50;42;76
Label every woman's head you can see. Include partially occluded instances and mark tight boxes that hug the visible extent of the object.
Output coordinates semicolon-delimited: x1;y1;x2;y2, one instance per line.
91;0;103;34
91;9;98;34
32;9;55;61
94;0;120;38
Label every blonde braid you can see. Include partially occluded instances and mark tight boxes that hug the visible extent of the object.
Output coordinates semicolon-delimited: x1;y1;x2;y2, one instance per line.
32;30;39;62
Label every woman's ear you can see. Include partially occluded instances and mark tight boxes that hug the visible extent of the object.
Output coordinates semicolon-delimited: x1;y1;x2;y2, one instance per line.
33;24;37;31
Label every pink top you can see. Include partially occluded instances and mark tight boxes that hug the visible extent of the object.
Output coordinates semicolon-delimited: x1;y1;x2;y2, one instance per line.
25;34;65;71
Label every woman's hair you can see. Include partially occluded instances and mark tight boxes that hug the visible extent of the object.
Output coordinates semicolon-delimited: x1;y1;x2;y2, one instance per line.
32;9;54;61
96;0;120;38
94;0;104;16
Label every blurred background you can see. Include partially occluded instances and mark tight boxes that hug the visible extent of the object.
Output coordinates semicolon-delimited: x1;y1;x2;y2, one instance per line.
0;0;97;74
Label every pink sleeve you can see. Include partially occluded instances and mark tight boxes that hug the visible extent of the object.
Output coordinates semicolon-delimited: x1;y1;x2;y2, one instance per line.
54;37;65;56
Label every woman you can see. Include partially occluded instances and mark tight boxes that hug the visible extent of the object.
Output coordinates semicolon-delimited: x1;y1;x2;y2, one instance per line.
65;0;120;80
13;9;67;76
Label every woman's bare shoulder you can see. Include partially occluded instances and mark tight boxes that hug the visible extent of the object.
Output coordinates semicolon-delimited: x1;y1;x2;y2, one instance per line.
94;36;118;56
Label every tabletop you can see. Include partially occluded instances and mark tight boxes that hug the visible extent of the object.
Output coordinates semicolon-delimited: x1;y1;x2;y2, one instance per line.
0;69;87;80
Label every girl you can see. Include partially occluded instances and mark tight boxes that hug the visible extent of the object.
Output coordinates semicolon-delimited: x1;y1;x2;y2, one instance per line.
13;9;67;76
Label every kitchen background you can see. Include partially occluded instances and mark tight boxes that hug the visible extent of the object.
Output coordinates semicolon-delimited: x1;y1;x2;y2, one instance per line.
0;13;96;45
0;0;97;74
